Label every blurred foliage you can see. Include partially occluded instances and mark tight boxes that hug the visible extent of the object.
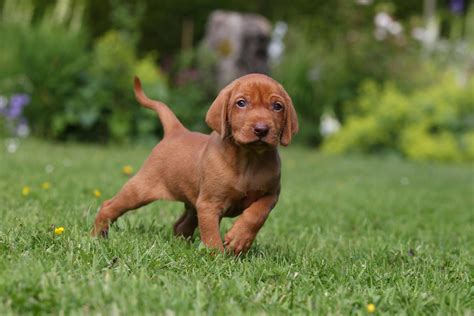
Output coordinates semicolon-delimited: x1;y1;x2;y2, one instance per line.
323;72;474;162
0;0;424;57
271;1;473;149
272;28;322;144
61;30;169;142
0;0;473;162
0;0;167;143
164;45;218;132
87;0;423;57
0;0;88;138
273;20;421;145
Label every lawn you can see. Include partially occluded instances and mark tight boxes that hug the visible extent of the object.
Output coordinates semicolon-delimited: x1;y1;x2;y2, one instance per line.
0;140;473;314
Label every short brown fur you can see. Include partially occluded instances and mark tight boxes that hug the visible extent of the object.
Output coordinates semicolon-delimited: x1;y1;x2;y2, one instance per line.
92;73;298;255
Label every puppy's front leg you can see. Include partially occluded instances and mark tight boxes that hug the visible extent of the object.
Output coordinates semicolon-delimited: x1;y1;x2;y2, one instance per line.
196;201;225;252
224;194;278;255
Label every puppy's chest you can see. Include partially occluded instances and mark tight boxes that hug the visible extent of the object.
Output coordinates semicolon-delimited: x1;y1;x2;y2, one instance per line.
235;167;270;193
227;166;276;210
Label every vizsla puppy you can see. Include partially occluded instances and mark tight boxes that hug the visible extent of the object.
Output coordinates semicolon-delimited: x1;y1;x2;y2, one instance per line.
92;73;298;255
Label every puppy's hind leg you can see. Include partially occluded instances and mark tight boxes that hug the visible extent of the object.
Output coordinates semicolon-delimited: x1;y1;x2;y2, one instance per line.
91;175;166;237
173;204;198;240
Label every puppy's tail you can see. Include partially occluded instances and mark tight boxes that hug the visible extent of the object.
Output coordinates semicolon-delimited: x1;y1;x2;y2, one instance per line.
134;76;185;136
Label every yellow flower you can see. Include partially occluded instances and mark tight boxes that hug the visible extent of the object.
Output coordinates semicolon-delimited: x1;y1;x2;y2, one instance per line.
122;165;134;175
21;186;30;196
367;303;376;313
93;189;101;198
41;182;51;190
54;226;65;235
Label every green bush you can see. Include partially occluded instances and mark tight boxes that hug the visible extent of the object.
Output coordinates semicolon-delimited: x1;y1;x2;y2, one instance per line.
323;72;474;162
165;44;219;133
2;0;471;148
0;0;169;143
61;30;169;142
0;0;88;138
272;27;323;145
272;18;422;145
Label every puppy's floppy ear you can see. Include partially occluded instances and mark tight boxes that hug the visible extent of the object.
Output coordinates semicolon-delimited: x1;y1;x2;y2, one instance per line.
280;90;299;146
206;82;235;138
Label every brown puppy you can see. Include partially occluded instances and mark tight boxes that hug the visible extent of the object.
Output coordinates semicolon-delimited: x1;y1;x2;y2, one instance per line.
92;73;298;255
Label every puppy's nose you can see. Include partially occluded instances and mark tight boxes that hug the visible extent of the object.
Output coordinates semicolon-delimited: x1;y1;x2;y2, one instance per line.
253;123;269;138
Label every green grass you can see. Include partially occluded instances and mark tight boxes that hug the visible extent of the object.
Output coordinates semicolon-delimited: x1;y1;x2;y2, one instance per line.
1;140;473;315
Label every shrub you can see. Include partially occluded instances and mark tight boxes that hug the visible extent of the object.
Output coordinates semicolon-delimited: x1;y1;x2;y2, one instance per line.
0;93;31;138
0;0;88;139
271;27;323;145
60;30;169;142
323;72;474;162
272;18;422;145
166;44;219;133
0;0;169;143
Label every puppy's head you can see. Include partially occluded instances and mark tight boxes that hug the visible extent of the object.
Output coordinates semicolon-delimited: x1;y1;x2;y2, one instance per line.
206;74;298;149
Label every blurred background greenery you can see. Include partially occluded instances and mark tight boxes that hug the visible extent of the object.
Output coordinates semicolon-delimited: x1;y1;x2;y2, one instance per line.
0;0;473;162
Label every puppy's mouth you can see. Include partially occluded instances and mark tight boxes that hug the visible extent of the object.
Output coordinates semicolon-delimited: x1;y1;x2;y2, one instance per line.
250;139;270;146
237;137;276;149
231;129;279;149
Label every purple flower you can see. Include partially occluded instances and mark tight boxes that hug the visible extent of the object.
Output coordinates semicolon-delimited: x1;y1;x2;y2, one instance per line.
7;94;30;118
450;0;464;14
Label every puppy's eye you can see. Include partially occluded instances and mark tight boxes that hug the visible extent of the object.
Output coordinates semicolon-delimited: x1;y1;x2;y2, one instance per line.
272;102;283;112
236;99;247;108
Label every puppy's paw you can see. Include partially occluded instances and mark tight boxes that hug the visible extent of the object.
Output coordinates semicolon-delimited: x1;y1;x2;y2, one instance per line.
224;225;256;256
90;222;109;238
90;227;109;238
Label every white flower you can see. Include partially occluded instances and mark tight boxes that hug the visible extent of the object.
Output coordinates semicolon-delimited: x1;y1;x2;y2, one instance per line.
375;12;392;29
356;0;373;5
273;21;288;38
268;21;288;64
5;138;19;153
17;123;30;138
320;114;341;137
388;21;403;35
374;12;404;40
45;164;55;173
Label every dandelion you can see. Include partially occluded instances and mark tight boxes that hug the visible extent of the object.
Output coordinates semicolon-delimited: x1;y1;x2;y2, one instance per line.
41;182;51;190
6;138;19;153
367;303;376;313
45;164;54;173
93;189;101;198
122;165;134;176
54;226;65;235
21;186;30;196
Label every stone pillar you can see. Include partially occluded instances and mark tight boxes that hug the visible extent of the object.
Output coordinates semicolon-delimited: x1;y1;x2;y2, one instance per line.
203;10;272;88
